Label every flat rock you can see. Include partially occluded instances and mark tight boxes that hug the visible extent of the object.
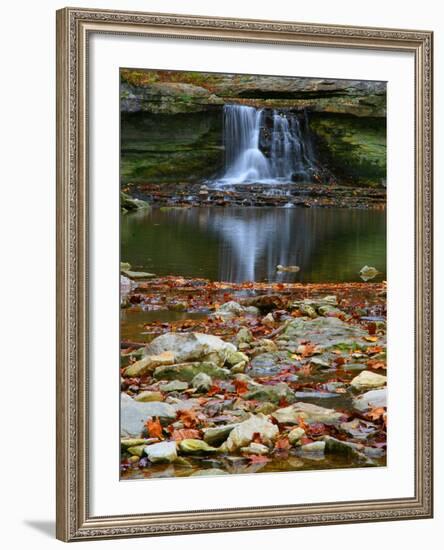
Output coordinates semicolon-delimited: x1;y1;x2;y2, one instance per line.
283;317;368;349
124;351;176;377
221;414;279;453
272;402;344;425
144;441;177;463
154;361;230;382
353;388;387;411
350;370;387;390
244;382;295;404
144;332;236;366
120;393;176;437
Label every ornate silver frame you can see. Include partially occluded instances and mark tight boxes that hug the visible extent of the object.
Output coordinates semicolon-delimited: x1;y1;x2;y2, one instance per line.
56;7;433;541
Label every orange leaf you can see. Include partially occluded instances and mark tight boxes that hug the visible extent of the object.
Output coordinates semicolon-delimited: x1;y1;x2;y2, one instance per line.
145;417;163;439
274;437;290;451
207;384;222;397
367;407;386;421
178;409;198;428
233;378;249;395
364;336;378;342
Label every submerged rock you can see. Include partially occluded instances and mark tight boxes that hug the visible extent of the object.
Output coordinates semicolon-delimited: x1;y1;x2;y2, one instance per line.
272;402;344;425
144;332;236;366
221;414;279;453
350;370;387;391
144;441;177;463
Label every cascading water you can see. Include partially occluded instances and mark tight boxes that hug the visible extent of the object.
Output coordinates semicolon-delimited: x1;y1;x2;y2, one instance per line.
217;104;317;185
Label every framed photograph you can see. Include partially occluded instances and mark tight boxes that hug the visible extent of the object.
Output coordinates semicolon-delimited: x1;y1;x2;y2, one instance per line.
56;7;433;541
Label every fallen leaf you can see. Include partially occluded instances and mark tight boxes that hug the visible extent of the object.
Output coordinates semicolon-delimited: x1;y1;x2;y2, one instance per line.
145;417;163;439
367;407;386;421
233;378;249;395
274;437;290;451
178;409;199;428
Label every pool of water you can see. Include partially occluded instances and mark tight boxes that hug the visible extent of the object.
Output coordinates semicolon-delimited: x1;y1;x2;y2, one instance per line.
121;206;386;283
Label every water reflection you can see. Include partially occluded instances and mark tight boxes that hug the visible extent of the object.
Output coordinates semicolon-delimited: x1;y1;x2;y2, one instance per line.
121;207;386;283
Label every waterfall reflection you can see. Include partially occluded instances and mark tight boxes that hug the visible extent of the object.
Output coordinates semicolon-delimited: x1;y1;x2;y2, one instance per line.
121;207;386;284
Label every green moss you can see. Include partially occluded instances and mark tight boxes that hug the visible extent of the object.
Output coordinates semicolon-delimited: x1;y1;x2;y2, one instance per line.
310;114;386;185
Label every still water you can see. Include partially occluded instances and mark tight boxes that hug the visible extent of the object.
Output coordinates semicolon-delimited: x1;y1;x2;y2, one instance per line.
121;206;386;284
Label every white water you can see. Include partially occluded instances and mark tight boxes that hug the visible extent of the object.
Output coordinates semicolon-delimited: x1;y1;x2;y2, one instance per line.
217;104;316;185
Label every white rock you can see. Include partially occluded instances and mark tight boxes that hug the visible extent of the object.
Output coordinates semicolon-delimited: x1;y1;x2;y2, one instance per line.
300;441;325;453
353;388;387;411
221;414;279;453
144;332;235;366
144;441;177;463
350;370;387;390
272;402;343;425
192;372;212;392
120;393;176;437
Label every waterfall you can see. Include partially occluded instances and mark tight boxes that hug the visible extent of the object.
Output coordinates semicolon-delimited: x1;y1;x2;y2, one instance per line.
217;104;317;185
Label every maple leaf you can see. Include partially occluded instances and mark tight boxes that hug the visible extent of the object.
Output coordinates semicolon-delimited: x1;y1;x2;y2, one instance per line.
207;384;222;397
178;409;198;428
233;378;249;395
367;359;386;370
145;417;163;439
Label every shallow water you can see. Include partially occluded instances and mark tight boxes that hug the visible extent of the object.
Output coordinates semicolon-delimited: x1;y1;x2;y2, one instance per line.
121;206;386;284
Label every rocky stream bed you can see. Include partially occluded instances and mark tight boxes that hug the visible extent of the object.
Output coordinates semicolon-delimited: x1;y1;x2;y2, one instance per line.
120;276;387;479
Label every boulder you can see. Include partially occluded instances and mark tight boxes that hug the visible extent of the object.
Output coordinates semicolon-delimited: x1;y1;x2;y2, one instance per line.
272;402;344;425
153;361;230;382
191;372;213;392
288;427;305;446
353;388;387;411
221;414;279;453
244;382;295;404
120;393;176;437
124;351;176;377
234;327;254;345
225;351;249;368
212;301;245;318
350;370;387;390
144;332;236;366
203;424;238;446
144;441;177;463
284;316;367;349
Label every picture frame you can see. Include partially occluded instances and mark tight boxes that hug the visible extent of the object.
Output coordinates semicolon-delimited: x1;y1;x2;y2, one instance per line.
56;7;433;541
